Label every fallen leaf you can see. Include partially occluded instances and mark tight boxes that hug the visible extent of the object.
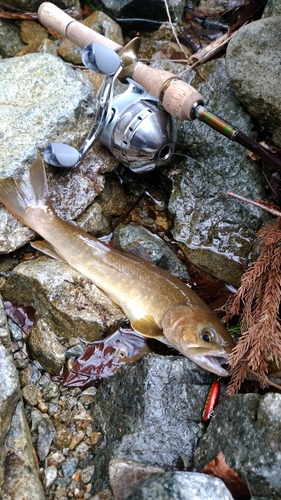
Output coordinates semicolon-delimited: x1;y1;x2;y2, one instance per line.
202;451;251;499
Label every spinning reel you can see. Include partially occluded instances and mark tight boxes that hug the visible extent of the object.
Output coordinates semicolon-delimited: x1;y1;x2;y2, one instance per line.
44;42;175;173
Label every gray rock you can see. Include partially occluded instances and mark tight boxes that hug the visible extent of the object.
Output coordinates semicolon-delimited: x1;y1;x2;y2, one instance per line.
0;53;118;253
194;393;281;498
2;256;125;342
89;353;225;493
89;0;185;22
226;16;281;147
114;224;190;278
262;0;281;17
109;458;164;500
61;456;79;477
28;317;66;374
37;416;56;461
166;58;268;286
2;400;45;500
0;296;44;499
0;19;25;57
0;204;35;254
127;471;234;499
43;465;58;489
77;201;111;237
0;299;21;483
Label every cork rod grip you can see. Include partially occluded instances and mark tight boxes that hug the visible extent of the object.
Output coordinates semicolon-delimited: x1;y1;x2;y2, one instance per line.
38;2;121;51
38;3;204;120
132;64;203;120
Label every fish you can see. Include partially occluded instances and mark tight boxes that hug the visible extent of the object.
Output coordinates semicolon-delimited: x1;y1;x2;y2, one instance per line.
0;156;235;376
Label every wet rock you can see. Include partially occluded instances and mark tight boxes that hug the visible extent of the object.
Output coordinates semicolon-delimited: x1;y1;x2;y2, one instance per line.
3;256;125;342
96;173;128;218
226;16;281;147
114;224;190;278
28;318;66;374
0;53;118;252
58;11;123;64
127;471;234;499
165;58;267;286
109;458;164;500
0;296;44;499
0;19;25;57
77;201;111;237
194;393;281;498
89;353;225;493
37;416;56;461
90;0;185;22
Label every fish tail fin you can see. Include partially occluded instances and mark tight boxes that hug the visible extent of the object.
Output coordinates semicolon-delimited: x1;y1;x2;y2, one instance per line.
0;155;52;229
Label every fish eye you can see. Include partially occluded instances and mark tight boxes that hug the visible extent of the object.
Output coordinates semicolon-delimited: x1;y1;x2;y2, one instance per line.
200;327;217;343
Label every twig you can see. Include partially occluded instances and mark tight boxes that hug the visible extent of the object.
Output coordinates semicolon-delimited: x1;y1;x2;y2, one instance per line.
163;0;189;61
247;367;281;391
227;191;281;217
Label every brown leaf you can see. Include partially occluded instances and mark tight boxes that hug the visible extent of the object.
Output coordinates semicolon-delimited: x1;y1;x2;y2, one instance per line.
201;451;251;499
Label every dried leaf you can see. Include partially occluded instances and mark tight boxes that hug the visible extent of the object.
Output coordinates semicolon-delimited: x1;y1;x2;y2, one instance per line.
202;451;251;499
3;301;35;335
55;326;150;388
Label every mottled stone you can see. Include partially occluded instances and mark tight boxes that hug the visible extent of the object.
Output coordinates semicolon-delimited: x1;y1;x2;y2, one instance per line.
90;353;224;493
114;224;190;278
37;417;56;461
0;19;25;57
77;201;111;237
3;257;125;342
20;20;48;45
43;465;58;489
61;457;79;477
226;16;281;147
0;53;118;253
127;471;234;499
0;297;44;499
22;384;42;407
28;318;66;375
262;0;281;17
194;393;281;498
109;458;164;500
166;58;268;286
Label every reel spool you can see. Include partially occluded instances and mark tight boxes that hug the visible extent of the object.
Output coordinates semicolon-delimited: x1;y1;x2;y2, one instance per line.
100;80;176;173
44;43;175;172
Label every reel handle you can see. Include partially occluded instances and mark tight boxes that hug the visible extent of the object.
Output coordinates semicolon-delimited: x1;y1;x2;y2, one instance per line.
38;2;121;51
38;2;203;121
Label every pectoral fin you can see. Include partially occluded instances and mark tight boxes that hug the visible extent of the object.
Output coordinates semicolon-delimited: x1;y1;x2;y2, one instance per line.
131;315;164;339
31;240;66;262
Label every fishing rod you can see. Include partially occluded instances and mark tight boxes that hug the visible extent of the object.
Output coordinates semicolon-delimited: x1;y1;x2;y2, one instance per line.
38;2;281;172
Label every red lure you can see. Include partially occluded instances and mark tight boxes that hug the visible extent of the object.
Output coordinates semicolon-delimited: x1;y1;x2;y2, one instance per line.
202;379;220;424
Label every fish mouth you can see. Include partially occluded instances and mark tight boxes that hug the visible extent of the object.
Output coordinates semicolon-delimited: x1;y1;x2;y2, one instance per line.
189;354;229;377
